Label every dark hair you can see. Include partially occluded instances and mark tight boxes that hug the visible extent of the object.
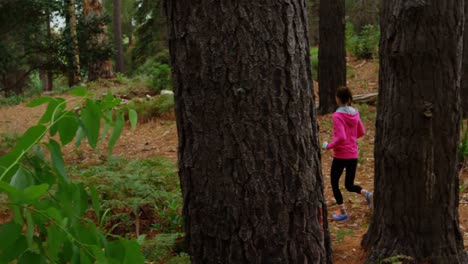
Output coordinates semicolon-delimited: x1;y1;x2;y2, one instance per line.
336;86;353;105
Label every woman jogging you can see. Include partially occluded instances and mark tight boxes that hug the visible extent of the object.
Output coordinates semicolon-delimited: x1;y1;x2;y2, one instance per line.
322;86;372;221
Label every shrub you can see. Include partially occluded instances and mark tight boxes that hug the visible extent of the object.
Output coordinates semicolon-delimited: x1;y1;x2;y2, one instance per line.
135;59;173;94
0;95;25;106
346;22;380;59
149;63;172;93
124;94;175;122
310;47;319;81
154;49;171;65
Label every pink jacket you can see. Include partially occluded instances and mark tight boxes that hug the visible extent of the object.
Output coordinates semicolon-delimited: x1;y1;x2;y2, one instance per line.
326;107;365;159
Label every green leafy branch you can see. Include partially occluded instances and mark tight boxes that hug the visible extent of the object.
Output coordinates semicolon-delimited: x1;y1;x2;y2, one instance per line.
0;87;143;263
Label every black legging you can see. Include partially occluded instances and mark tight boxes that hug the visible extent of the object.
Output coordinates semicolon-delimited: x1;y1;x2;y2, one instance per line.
330;158;362;205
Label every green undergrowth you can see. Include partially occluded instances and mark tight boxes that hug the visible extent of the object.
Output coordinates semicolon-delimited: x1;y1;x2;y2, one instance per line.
69;156;185;262
121;94;174;123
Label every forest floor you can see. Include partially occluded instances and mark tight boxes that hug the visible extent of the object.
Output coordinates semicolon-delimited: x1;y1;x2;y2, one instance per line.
0;57;467;263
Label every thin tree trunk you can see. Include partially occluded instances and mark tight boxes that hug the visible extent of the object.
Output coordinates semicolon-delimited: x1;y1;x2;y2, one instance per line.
84;0;114;81
45;9;53;92
362;1;468;263
65;0;81;87
113;0;125;73
166;1;332;263
318;0;346;115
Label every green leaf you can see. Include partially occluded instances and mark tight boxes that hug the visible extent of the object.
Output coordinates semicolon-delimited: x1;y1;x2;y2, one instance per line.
0;236;27;262
90;245;107;264
25;211;34;248
71;245;80;264
69;86;88;97
22;184;49;202
122;239;145;264
0;154;19;183
26;97;53;107
49;111;66;136
108;113;124;154
12;125;47;155
0;221;22;249
89;186;100;223
101;111;112;142
10;167;34;190
39;98;66;125
80;250;93;264
58;114;79;145
106;241;125;260
129;109;137;131
75;127;85;148
0;180;18;196
74;184;89;217
47;225;63;262
101;93;121;109
48;139;68;182
81;99;101;148
18;251;41;264
45;207;62;223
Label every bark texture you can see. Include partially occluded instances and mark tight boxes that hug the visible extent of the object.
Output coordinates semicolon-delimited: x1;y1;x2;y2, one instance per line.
362;1;468;263
66;0;82;86
318;0;346;115
463;0;468;118
84;0;114;81
166;0;332;263
113;0;125;73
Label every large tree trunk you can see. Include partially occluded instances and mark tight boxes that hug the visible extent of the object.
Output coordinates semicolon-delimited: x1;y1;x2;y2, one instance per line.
362;1;468;263
463;0;468;118
113;0;125;73
166;0;332;263
84;0;114;81
318;0;346;115
65;0;82;87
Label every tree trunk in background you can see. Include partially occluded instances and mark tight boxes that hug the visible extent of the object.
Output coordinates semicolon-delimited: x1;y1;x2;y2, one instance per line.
113;0;125;73
463;0;468;118
318;0;346;115
44;9;53;92
362;1;468;263
84;0;114;81
65;0;82;87
166;0;332;263
308;0;319;46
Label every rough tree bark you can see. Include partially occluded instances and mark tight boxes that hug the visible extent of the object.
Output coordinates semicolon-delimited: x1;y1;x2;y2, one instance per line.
65;0;82;87
84;0;114;81
463;0;468;118
166;0;332;263
362;1;468;263
113;0;125;73
318;0;346;115
308;0;319;46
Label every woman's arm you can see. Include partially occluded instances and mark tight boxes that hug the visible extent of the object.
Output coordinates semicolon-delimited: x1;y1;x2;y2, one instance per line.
357;115;366;138
327;115;347;149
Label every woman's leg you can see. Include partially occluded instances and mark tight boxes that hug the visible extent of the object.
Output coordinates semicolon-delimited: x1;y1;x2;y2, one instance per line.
344;159;373;207
331;158;346;205
344;159;363;194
